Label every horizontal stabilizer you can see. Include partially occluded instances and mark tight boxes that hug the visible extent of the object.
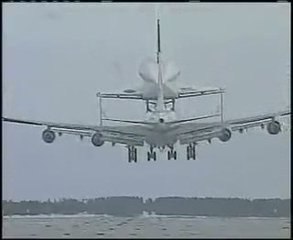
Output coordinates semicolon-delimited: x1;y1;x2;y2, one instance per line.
103;113;220;125
102;118;154;125
167;113;220;124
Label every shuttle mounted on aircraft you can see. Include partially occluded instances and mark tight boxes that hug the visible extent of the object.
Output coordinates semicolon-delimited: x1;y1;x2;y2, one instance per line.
3;18;291;163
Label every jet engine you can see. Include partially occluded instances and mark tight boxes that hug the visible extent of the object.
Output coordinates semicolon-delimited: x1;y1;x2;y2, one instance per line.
218;128;232;142
267;120;281;135
42;129;56;143
91;132;105;147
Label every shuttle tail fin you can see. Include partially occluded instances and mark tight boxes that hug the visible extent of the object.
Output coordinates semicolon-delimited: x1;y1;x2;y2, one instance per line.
156;18;165;111
156;18;161;64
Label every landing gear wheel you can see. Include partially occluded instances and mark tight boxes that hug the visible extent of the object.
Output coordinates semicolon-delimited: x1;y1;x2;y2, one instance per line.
174;151;177;160
167;148;177;160
187;144;197;160
134;148;137;163
128;146;137;163
186;146;190;160
192;147;196;160
187;143;196;160
147;148;157;162
128;148;132;163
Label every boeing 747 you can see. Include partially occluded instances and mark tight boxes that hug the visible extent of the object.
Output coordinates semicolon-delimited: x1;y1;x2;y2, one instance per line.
3;18;290;163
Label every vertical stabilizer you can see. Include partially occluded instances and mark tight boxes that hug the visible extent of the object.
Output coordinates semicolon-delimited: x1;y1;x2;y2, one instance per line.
156;18;165;111
156;19;161;64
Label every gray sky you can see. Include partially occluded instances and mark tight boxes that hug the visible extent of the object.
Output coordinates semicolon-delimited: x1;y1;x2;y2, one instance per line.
3;3;290;201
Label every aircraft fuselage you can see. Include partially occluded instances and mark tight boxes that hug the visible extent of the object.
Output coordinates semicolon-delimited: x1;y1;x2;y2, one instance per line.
143;109;179;147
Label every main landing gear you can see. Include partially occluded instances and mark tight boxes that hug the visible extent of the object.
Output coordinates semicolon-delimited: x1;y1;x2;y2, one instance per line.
167;146;177;160
128;146;137;163
187;143;196;160
147;146;157;161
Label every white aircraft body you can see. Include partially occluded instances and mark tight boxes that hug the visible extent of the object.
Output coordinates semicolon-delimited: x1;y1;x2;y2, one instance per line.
3;19;290;163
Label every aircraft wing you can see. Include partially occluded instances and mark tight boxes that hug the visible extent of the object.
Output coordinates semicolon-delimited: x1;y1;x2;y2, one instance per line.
175;109;291;145
2;117;148;147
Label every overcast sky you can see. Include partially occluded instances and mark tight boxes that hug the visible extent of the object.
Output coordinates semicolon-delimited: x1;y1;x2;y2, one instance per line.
3;3;290;201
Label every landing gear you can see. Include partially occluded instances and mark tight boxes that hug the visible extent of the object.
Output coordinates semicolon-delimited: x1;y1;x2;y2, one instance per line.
167;147;177;160
147;146;157;161
128;146;137;163
186;143;196;160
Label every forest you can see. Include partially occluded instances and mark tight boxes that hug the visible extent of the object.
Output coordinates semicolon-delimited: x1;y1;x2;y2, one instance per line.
3;197;290;217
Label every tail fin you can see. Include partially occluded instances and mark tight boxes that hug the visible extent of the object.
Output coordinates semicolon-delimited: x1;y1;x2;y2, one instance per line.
156;19;161;64
156;18;165;111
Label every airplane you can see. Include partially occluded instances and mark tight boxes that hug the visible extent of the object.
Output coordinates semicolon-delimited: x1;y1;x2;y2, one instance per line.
3;18;291;163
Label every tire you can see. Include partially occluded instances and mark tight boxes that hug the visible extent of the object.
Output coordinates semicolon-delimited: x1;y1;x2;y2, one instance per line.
134;149;137;162
192;147;196;160
128;149;131;163
174;151;177;160
187;146;190;160
147;152;150;161
167;151;171;160
153;152;157;161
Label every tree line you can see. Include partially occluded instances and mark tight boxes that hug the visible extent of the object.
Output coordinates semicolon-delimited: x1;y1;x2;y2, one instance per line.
3;197;290;217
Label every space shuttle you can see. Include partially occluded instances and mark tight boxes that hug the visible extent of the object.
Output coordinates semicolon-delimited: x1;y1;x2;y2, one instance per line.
98;18;224;111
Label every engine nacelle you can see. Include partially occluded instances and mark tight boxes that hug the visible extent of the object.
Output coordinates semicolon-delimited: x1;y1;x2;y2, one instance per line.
91;132;105;147
267;121;281;135
42;129;56;143
218;128;232;142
